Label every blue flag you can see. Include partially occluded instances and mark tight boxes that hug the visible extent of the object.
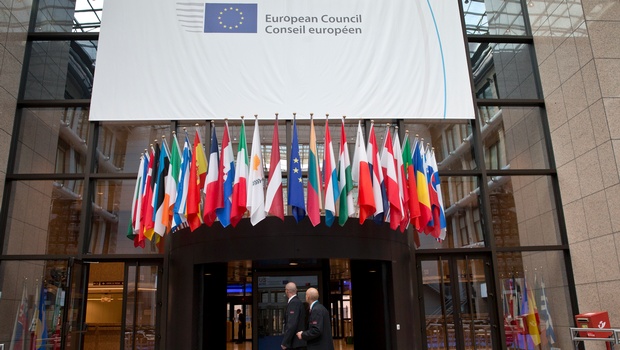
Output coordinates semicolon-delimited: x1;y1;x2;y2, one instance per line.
204;3;258;33
288;119;306;222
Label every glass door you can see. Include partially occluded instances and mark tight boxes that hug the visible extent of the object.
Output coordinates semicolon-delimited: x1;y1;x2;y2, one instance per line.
420;255;494;350
64;258;88;350
122;262;161;350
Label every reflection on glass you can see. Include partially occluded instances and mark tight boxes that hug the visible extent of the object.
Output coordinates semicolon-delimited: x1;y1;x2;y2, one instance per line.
418;177;483;249
35;0;104;33
15;108;90;174
497;251;572;349
24;41;97;100
470;43;539;99
124;264;159;350
403;121;476;171
422;260;456;350
0;260;69;349
90;180;161;255
462;0;526;35
96;122;171;173
4;180;82;255
84;262;124;349
481;106;549;169
456;258;493;349
490;176;560;247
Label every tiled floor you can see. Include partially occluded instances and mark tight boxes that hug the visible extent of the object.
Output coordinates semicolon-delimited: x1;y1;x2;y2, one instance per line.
226;339;354;349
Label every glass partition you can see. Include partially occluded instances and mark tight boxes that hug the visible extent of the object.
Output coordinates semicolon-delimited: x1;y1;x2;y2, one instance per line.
4;180;83;255
35;0;104;33
462;0;527;36
15;108;90;174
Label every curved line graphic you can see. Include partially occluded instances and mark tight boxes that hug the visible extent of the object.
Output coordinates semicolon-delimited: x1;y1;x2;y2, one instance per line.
425;0;447;119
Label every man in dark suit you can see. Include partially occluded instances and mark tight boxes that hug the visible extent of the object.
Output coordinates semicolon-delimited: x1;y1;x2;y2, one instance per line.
236;308;246;344
281;282;307;349
296;288;334;350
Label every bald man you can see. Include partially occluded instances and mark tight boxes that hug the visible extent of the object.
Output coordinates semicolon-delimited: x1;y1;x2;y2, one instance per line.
281;282;307;349
296;288;334;350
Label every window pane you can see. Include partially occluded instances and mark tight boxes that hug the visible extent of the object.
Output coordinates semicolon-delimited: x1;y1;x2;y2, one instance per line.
96;122;171;174
403;120;476;171
490;176;561;247
462;0;526;35
35;0;104;33
89;180;161;254
24;40;97;100
4;180;82;255
481;106;550;170
470;43;540;99
0;260;69;349
15;108;90;174
418;176;484;249
498;251;573;349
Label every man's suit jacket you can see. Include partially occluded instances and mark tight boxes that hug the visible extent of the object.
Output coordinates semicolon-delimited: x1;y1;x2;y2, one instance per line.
300;302;334;350
282;295;307;349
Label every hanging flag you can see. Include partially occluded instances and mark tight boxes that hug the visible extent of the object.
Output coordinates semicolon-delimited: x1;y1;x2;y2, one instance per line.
172;132;191;232
10;282;27;350
153;139;170;238
367;122;386;224
247;118;266;225
307;117;323;227
338;119;354;226
231;119;249;227
138;146;155;246
380;126;401;231
536;275;557;345
216;121;236;227
128;153;147;243
426;148;447;239
352;121;375;224
517;277;541;349
29;282;47;350
402;133;421;230
392;129;408;232
288;117;306;222
203;125;222;226
265;117;284;220
187;130;208;231
163;133;181;231
323;117;338;227
144;143;160;240
413;138;432;232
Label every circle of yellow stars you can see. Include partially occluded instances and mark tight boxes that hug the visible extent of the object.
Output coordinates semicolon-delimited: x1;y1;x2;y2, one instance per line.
218;7;244;30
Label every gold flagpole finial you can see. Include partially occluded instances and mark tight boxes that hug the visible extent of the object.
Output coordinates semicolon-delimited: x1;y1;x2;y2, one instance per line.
254;114;258;119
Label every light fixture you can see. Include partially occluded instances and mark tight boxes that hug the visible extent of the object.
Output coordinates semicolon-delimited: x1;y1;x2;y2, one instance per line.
100;294;113;302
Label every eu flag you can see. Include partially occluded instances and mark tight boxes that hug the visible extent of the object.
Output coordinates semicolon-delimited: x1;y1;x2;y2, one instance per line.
204;3;258;33
288;119;306;223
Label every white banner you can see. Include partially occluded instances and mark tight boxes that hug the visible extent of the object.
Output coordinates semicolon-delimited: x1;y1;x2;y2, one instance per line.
90;0;474;121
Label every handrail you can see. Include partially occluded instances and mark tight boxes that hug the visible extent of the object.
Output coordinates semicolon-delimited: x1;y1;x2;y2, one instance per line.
569;327;620;349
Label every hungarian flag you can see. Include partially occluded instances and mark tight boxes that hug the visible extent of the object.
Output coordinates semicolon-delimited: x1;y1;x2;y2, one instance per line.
307;118;322;227
323;118;338;227
392;130;408;232
247;118;266;226
216;121;236;227
265;118;284;220
203;126;222;226
337;119;354;226
367;122;386;224
172;132;191;232
380;127;401;231
352;121;375;223
187;129;208;231
163;133;181;231
288;118;306;222
231;119;248;227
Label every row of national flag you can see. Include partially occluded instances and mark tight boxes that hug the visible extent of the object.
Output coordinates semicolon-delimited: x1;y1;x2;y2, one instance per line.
10;281;58;350
128;117;447;247
503;275;557;349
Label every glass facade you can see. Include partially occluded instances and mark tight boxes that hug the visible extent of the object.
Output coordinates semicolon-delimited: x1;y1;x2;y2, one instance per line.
0;0;577;349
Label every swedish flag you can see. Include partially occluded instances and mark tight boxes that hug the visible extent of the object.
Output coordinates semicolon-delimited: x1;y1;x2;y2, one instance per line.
204;3;257;33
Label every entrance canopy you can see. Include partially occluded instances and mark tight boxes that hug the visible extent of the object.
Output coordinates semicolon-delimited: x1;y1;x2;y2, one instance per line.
90;0;474;121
